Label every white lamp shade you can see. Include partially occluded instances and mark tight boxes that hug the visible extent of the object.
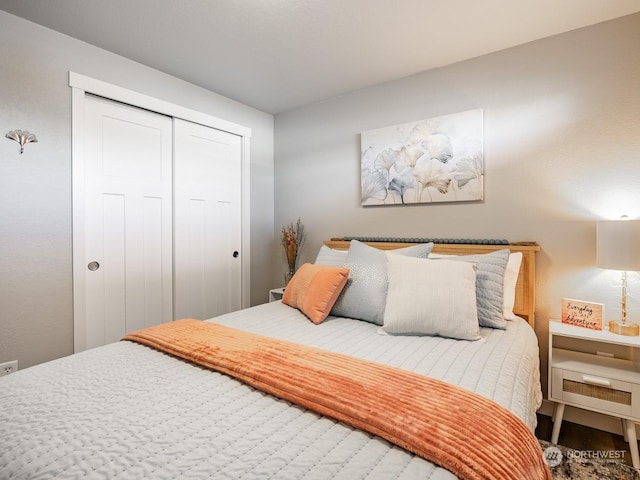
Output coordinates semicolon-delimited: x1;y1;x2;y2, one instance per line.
597;220;640;271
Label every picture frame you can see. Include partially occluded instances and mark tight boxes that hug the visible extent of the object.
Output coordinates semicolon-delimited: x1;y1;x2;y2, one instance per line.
561;298;604;330
360;109;484;206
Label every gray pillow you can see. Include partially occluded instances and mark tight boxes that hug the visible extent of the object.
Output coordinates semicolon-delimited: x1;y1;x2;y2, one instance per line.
430;249;510;329
330;240;433;325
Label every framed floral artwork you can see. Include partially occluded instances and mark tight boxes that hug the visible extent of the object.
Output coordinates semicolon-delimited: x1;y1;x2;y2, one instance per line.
361;109;484;206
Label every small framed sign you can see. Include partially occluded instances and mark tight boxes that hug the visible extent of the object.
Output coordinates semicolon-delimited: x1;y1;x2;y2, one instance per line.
561;298;604;330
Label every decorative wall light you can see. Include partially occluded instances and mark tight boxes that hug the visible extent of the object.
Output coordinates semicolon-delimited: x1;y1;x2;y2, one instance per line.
5;130;38;154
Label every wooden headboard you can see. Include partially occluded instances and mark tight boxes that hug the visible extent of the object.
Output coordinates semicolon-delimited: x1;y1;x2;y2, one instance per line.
323;240;540;328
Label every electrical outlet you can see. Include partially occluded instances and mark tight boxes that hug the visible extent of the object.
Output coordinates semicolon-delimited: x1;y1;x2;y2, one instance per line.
0;360;18;377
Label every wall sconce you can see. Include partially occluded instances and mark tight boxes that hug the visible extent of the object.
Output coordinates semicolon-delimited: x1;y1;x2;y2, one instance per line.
5;130;38;154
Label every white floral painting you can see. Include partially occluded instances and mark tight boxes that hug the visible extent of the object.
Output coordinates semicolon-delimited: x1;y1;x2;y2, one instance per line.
361;109;484;206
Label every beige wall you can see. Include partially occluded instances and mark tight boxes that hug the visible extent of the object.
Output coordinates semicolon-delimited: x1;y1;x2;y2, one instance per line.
274;13;640;394
0;11;274;369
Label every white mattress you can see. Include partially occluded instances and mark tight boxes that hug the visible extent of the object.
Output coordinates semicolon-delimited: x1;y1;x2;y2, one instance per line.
0;302;542;479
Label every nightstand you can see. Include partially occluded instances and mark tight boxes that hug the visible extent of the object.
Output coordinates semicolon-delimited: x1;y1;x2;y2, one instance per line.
269;287;285;303
549;320;640;468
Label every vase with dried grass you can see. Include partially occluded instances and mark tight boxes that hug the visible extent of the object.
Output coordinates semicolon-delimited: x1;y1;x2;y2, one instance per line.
281;218;305;284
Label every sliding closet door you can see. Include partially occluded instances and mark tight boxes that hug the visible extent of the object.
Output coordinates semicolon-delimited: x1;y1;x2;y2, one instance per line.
78;95;173;350
173;119;243;320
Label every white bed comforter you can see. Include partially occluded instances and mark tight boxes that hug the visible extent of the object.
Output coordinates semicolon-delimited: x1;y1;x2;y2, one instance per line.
0;302;543;480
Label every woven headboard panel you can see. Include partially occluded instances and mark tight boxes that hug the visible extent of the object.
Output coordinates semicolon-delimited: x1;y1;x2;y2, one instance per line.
323;239;540;328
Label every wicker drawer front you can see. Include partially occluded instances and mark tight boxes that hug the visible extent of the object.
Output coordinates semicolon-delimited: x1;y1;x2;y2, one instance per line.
562;379;631;405
551;368;640;418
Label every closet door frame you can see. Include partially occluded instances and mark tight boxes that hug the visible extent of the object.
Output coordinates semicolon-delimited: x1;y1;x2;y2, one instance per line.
70;72;252;353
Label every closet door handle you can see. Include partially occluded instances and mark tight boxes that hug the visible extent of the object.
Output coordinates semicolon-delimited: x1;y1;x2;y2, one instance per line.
232;251;239;258
88;261;100;271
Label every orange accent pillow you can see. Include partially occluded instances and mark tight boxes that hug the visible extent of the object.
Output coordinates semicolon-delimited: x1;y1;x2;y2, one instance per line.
282;263;350;324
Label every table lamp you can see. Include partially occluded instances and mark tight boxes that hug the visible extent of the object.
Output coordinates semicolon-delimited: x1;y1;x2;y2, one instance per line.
597;218;640;336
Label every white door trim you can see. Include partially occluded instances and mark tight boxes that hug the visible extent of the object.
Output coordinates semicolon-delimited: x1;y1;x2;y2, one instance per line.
69;72;252;138
70;72;252;352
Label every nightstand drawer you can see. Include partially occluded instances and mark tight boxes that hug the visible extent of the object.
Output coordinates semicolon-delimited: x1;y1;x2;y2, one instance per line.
551;367;640;418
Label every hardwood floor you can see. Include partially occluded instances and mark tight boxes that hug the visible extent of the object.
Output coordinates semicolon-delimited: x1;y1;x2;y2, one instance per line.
536;413;636;467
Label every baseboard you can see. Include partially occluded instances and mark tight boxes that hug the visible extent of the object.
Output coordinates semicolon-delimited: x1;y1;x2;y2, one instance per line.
538;399;639;437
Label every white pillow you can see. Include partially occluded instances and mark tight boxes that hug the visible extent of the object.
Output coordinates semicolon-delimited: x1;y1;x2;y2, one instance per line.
314;245;348;267
503;252;522;321
380;255;481;341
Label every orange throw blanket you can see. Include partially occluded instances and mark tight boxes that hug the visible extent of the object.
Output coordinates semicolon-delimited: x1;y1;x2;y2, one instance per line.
123;319;551;480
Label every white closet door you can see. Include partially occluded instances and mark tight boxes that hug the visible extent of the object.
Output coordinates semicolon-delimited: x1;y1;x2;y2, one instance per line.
79;95;173;350
173;119;243;320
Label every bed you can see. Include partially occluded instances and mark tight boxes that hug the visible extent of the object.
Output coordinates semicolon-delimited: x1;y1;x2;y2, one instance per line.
0;240;547;480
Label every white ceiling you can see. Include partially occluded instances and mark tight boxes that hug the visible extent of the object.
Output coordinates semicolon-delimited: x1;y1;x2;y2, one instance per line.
1;0;639;114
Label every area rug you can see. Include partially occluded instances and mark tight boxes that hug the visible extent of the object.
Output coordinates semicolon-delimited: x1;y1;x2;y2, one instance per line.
539;440;639;479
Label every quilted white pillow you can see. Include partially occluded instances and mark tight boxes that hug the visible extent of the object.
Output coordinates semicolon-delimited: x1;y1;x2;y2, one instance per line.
380;255;481;341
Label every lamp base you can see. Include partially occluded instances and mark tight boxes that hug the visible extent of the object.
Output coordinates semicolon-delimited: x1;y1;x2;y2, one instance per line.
609;320;640;336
